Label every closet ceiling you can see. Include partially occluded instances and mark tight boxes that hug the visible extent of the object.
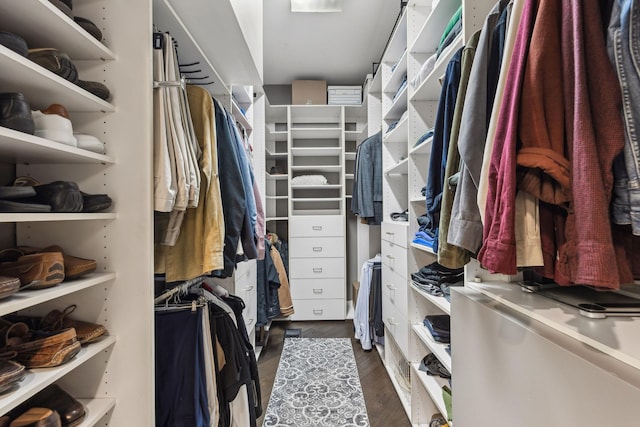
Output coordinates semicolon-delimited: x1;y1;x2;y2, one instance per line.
263;0;401;85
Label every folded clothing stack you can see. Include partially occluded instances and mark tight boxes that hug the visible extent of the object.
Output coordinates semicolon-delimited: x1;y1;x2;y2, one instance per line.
423;314;450;344
419;353;451;379
290;174;328;185
411;262;463;299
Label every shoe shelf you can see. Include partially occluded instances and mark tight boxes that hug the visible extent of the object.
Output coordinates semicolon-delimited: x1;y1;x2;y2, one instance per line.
411;363;450;426
0;273;115;318
383;50;408;96
77;398;116;427
0;213;117;223
0;46;115;113
410;281;451;315
412;324;451;373
0;127;114;165
409;137;433;157
383;116;408;145
384;157;409;176
0;0;115;61
410;34;463;103
0;336;116;415
383;86;408;122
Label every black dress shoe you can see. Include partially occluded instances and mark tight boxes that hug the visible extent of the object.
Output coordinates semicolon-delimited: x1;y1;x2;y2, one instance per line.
27;49;78;84
30;181;83;213
74;17;102;41
0;32;28;57
81;192;111;212
76;80;110;101
0;93;35;135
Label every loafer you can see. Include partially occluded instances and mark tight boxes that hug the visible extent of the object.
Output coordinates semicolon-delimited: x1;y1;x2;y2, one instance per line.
27;49;78;83
16;245;96;280
11;384;85;427
0;277;20;300
0;32;28;57
0;93;35;135
31;181;83;213
0;186;36;200
0;322;81;369
0;200;51;213
48;0;72;18
9;407;61;427
81;192;111;212
0;250;64;289
74;17;102;41
0;358;26;394
76;80;110;100
39;305;107;345
32;110;77;147
73;134;103;153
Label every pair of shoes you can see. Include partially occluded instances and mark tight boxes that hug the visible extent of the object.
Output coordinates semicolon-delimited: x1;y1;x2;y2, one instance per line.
0;320;81;368
16;246;97;280
0;93;35;135
7;304;107;345
8;384;85;427
4;407;61;427
32;104;76;147
47;0;102;42
0;353;26;395
0;184;49;213
14;177;112;213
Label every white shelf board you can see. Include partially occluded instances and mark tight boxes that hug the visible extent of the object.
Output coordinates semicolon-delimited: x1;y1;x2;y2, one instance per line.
291;184;342;190
265;148;287;158
345;153;356;161
410;281;451;314
232;85;253;107
384;116;408;145
410;241;436;255
291;209;342;216
384;158;409;176
0;127;114;164
266;217;288;222
0;273;116;317
0;213;117;223
255;345;264;360
0;45;115;112
410;0;462;55
0;0;115;60
266;173;288;180
265;129;288;142
411;364;450;424
344;127;368;136
411;34;464;102
410;197;425;203
290;128;342;139
77;398;116;427
412;324;452;373
384;50;408;95
265;195;288;200
290;165;342;173
371;69;383;94
291;147;342;157
384;86;408;121
345;173;354;179
153;0;229;96
384;8;408;64
466;281;640;371
409;137;433;156
383;361;412;421
346;300;354;320
0;336;117;415
291;198;343;202
231;99;252;133
346;195;353;199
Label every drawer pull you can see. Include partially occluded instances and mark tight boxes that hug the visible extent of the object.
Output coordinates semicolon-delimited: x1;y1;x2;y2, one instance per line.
386;284;397;290
312;247;323;252
386;255;395;260
312;226;323;231
243;286;254;292
312;268;323;273
313;309;324;315
387;317;398;326
313;288;324;294
385;231;395;235
246;318;255;326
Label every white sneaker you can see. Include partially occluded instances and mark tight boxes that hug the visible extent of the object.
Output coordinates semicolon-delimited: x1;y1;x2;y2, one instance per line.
32;110;77;147
74;133;104;154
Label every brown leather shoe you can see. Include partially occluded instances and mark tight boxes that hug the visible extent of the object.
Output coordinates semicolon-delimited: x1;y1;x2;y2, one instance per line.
0;250;64;290
40;104;70;120
39;305;107;345
11;384;85;427
17;245;96;280
0;357;25;394
0;276;20;300
0;322;80;368
9;408;61;427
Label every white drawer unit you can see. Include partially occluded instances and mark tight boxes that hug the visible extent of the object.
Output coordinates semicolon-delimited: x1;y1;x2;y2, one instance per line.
290;298;346;320
381;221;409;248
290;278;345;300
382;265;408;312
290;257;345;279
381;239;408;277
382;293;410;359
290;215;345;237
290;237;345;258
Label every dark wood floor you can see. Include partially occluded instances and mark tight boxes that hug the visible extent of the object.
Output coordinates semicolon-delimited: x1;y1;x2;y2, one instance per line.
255;320;411;427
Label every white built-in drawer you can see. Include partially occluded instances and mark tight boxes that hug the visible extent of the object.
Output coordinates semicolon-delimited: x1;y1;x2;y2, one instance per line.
290;278;345;300
381;239;408;277
382;294;410;359
290;215;344;237
290;298;346;320
289;237;345;258
381;221;408;248
235;259;256;281
290;258;345;279
382;265;408;311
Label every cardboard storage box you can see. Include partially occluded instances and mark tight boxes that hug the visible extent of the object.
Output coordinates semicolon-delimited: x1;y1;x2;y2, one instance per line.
292;80;327;105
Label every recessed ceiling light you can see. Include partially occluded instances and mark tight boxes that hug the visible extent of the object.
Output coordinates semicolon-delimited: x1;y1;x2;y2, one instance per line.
291;0;343;12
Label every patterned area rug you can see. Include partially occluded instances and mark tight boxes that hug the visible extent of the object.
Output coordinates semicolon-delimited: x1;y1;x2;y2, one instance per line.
263;338;370;427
